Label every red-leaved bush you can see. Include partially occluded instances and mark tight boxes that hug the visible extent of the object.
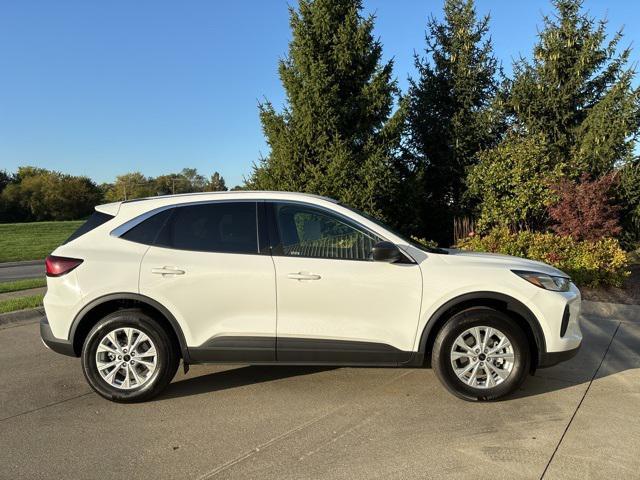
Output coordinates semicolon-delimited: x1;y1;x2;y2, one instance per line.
548;173;621;241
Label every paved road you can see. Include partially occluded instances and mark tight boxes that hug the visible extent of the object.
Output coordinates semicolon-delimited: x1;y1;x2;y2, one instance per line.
0;311;638;480
0;260;44;282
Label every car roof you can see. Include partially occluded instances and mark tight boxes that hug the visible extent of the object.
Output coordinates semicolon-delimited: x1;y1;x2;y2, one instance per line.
121;190;339;205
94;190;341;217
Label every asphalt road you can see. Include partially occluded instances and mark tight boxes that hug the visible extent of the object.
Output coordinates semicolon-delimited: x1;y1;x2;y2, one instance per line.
0;311;638;480
0;260;44;282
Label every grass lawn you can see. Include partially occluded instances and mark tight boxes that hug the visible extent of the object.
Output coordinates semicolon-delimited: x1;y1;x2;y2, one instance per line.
0;294;44;314
0;221;82;263
0;278;47;294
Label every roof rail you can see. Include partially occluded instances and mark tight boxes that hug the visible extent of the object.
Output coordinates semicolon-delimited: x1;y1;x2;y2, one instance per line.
122;190;339;204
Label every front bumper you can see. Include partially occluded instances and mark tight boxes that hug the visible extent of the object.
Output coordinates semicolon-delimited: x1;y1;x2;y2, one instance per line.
538;342;581;368
40;317;76;357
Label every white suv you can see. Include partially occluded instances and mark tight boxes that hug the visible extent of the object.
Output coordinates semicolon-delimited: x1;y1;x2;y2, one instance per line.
41;191;582;402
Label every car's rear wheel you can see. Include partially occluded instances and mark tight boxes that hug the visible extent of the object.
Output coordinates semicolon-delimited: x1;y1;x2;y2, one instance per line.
81;309;179;403
432;307;530;401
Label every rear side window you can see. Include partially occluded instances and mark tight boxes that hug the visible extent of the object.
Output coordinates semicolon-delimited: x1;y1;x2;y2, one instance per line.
156;202;258;254
64;211;114;244
121;209;173;246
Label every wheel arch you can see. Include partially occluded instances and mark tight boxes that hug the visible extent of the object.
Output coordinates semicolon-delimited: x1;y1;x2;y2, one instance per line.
69;293;190;362
418;291;545;372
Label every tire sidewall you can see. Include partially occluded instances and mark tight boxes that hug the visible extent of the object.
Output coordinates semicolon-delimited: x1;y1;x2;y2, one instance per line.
81;311;175;402
433;309;530;401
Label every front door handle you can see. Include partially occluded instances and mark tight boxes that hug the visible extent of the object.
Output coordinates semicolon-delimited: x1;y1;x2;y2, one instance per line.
288;272;321;281
151;266;185;276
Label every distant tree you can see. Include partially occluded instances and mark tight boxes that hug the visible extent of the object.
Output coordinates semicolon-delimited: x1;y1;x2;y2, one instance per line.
206;172;227;192
507;0;640;176
104;172;155;201
405;0;504;245
0;170;12;193
0;167;102;221
248;0;404;221
548;173;621;241
154;174;191;195
179;168;207;191
43;174;103;220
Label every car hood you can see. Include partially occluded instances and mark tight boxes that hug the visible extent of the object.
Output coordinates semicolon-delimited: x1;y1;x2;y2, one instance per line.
441;249;569;278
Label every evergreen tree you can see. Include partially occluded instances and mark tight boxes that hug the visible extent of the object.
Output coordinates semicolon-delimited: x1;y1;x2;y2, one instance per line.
406;0;503;245
248;0;404;220
508;0;640;176
207;172;228;192
471;0;640;235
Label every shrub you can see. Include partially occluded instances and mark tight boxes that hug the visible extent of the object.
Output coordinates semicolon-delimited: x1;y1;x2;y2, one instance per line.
548;173;621;241
467;132;562;232
457;228;629;287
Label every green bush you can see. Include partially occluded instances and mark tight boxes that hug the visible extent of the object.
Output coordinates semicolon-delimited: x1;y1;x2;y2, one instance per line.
457;228;629;287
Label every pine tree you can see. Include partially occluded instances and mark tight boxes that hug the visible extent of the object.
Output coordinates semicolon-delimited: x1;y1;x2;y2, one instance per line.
248;0;404;220
405;0;503;245
508;0;640;176
470;0;640;234
207;172;227;192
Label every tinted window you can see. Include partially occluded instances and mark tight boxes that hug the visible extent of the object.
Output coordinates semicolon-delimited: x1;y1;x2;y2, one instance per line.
156;202;258;254
64;211;114;244
121;209;173;245
273;203;382;260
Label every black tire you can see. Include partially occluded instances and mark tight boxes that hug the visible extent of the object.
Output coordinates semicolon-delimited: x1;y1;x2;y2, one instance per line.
81;309;179;403
432;307;530;401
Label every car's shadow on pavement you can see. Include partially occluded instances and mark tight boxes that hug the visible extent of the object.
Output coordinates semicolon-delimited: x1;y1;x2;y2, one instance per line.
160;365;338;400
158;315;637;402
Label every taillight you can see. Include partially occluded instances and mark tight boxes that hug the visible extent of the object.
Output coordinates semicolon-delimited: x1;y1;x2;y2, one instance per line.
45;255;83;277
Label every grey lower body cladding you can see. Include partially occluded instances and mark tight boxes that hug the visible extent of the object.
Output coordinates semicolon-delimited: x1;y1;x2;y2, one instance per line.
188;336;415;365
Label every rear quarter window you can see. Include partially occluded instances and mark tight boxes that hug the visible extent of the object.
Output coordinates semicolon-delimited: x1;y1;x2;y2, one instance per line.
121;209;173;246
64;211;114;244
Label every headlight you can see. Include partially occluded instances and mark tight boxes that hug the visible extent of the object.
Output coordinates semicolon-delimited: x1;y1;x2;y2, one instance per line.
512;270;571;292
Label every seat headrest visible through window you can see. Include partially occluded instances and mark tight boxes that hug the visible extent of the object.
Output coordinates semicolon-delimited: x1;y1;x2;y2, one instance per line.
302;219;322;242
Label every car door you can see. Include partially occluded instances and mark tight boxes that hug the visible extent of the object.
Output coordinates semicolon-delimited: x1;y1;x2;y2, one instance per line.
267;201;423;364
137;201;276;362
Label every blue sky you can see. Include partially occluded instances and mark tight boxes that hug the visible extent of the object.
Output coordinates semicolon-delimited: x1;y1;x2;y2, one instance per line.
1;0;638;187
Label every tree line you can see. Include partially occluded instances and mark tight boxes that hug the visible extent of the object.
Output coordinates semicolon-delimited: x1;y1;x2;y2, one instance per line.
2;0;639;249
0;167;228;222
249;0;640;247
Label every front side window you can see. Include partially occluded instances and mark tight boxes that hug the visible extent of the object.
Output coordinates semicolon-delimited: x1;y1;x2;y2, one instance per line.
155;202;258;254
273;203;382;260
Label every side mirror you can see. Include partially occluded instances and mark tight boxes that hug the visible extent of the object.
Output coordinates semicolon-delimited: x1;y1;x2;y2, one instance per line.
371;241;402;263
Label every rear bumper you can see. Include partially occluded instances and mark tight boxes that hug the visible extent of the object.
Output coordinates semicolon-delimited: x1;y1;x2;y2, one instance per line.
40;317;76;357
538;342;581;368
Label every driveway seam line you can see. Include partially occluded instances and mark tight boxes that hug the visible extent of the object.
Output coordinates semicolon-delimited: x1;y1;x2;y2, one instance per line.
0;392;93;423
195;370;415;479
539;321;621;480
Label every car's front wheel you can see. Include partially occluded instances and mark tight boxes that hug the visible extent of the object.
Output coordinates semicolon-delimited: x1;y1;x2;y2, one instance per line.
81;309;179;403
432;307;530;401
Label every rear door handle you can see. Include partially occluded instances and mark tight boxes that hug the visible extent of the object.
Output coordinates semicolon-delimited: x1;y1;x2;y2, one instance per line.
287;272;321;281
151;266;185;276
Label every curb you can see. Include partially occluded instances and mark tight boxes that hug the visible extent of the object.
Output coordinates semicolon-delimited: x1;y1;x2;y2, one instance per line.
581;300;640;323
0;260;44;268
0;307;44;327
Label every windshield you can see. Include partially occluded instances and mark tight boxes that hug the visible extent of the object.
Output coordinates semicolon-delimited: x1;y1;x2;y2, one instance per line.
338;204;449;254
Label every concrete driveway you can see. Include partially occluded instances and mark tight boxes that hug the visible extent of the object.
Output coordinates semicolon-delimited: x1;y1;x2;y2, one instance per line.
0;309;638;479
